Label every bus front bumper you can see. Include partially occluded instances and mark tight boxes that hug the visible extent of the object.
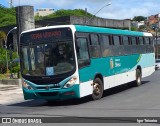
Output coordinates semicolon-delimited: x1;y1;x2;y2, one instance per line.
23;84;80;101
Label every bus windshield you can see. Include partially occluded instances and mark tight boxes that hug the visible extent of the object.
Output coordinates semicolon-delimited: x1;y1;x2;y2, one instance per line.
21;41;75;76
20;28;75;76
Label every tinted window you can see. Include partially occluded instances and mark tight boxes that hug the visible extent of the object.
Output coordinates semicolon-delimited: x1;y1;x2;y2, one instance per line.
101;35;110;45
145;37;150;45
76;38;90;67
139;37;143;45
123;36;129;45
76;38;89;60
113;36;120;45
150;37;153;45
131;37;136;45
90;34;99;45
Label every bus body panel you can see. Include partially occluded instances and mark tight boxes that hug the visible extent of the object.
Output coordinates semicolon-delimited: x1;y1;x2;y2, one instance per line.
23;84;80;100
79;53;154;81
22;74;81;100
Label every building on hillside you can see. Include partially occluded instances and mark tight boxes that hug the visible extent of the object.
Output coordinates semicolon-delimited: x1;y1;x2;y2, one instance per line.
147;14;160;28
155;37;160;59
131;21;145;28
34;8;55;16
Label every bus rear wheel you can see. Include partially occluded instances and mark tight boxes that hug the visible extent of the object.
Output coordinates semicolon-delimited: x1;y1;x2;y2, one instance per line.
135;69;142;87
92;78;104;100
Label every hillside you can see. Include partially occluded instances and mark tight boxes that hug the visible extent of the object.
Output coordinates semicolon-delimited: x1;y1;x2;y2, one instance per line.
0;6;94;27
0;4;16;27
35;9;94;20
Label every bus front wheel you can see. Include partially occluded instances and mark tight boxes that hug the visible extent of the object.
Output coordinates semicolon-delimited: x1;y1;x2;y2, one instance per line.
92;78;104;100
135;69;142;87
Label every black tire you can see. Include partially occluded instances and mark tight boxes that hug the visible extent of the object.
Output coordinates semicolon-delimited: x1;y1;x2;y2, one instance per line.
135;69;142;87
92;78;104;100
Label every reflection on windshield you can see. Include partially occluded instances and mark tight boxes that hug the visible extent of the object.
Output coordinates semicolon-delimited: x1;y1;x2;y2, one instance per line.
20;41;75;76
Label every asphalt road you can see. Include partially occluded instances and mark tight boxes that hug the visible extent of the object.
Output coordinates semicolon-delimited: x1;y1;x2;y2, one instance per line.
0;70;160;125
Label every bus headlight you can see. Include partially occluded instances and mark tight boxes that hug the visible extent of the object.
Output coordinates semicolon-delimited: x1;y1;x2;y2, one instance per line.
22;80;33;90
63;77;77;88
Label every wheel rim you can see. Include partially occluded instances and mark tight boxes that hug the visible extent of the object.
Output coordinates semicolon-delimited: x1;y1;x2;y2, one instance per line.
137;71;141;85
137;76;141;84
93;83;101;96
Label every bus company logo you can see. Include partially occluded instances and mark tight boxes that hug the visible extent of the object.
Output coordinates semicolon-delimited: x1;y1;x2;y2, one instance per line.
110;58;114;69
2;118;11;123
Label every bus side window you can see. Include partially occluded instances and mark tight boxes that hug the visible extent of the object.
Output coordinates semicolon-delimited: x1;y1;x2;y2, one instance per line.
131;37;136;45
123;36;129;45
90;34;99;45
144;37;150;45
139;37;143;45
100;34;110;57
128;37;132;45
149;37;153;45
90;34;101;58
76;38;90;68
113;35;120;45
101;35;110;45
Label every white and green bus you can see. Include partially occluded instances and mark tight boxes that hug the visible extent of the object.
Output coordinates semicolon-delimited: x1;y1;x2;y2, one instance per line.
20;25;155;101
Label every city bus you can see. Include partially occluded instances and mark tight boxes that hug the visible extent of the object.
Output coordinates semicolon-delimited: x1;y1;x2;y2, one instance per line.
20;25;155;101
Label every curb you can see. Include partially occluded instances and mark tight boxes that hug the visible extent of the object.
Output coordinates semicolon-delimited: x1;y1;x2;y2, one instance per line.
0;79;22;87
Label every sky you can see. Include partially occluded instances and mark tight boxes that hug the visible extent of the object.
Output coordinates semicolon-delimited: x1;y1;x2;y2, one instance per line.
0;0;160;19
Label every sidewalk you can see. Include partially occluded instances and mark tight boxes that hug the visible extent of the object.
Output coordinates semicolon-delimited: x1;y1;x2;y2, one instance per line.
0;84;23;105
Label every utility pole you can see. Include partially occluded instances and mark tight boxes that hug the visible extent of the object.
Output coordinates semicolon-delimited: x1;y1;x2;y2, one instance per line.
16;6;35;53
9;0;13;8
85;8;87;24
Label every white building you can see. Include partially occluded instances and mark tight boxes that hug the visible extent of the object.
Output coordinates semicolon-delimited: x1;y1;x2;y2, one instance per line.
137;21;145;28
131;21;145;28
34;8;55;16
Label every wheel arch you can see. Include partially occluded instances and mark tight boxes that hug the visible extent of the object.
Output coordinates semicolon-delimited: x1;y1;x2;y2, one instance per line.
93;73;104;84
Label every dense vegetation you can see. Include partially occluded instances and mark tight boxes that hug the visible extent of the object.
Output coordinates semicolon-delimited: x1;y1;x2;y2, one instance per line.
0;48;19;74
0;5;94;27
35;9;94;20
132;16;146;22
0;5;16;27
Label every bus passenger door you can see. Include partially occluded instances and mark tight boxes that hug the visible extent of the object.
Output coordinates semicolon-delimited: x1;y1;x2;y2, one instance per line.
76;37;93;97
76;37;91;82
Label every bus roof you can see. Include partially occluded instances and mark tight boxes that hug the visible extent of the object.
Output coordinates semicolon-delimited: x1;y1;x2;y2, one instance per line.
21;24;152;37
74;25;152;37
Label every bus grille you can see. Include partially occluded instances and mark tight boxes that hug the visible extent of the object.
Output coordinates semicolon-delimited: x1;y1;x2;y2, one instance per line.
36;85;60;90
37;92;58;97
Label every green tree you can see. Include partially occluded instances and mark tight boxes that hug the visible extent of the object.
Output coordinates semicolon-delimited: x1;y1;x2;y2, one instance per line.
0;5;16;27
0;31;6;48
35;9;94;20
131;26;138;31
0;47;19;74
133;16;146;22
138;25;147;31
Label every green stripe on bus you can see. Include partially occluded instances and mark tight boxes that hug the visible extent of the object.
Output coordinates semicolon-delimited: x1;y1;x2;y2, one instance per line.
78;54;153;82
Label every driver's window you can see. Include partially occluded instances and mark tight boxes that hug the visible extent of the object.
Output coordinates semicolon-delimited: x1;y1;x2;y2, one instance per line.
76;38;90;67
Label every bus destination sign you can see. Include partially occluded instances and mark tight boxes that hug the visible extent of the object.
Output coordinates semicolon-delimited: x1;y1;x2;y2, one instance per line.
31;31;61;40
